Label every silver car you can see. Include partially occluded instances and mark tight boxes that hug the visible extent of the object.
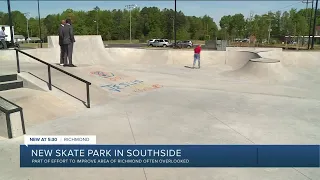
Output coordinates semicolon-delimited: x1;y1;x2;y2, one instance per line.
151;39;170;47
147;39;156;46
179;40;193;48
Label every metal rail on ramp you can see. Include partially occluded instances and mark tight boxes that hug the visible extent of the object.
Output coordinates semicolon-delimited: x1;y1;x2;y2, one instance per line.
14;48;92;108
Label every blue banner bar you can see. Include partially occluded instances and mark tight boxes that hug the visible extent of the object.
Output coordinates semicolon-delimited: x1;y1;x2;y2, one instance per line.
257;145;319;167
20;145;320;168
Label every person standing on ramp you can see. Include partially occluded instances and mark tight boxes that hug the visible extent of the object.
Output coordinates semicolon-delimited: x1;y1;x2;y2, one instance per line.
193;44;201;69
58;20;66;66
62;18;76;67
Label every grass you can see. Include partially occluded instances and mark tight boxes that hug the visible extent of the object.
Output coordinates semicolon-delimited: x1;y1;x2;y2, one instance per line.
103;39;206;45
19;43;48;48
229;42;320;50
104;40;140;44
192;40;205;45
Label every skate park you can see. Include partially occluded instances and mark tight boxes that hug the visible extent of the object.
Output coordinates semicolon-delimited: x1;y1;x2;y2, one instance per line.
0;35;320;179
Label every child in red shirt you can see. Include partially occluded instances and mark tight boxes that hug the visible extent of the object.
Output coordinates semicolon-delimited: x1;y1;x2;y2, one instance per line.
193;45;201;69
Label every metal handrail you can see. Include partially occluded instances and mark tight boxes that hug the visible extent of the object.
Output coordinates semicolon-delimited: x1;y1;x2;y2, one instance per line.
14;48;91;108
0;96;26;138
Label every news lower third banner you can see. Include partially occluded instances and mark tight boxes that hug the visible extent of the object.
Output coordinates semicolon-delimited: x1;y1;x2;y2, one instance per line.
20;145;320;167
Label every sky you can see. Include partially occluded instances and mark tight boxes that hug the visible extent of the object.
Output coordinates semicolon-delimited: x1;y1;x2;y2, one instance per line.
0;1;307;23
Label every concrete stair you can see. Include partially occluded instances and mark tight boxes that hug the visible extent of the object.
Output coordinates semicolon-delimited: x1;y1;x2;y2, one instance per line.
0;74;23;91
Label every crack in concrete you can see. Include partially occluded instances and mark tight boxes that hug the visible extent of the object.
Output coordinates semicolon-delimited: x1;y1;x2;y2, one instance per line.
293;168;313;180
125;111;148;180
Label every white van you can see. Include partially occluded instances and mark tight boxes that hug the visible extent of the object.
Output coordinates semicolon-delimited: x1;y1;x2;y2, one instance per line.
0;25;15;43
0;25;20;48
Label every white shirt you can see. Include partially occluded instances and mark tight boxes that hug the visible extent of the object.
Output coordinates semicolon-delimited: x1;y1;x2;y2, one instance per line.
0;30;6;40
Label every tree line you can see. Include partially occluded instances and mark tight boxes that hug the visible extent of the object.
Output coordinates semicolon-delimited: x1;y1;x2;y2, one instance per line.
0;6;319;43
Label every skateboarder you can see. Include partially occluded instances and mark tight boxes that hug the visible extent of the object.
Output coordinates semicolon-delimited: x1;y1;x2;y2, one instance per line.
0;26;8;49
193;44;201;69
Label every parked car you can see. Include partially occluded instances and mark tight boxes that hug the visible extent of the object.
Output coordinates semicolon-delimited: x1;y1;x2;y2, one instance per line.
178;40;193;48
241;38;250;43
150;39;170;47
168;41;181;48
169;40;193;48
147;39;157;46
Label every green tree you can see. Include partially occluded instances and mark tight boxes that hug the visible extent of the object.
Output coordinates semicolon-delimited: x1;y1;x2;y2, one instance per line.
219;15;232;40
43;14;59;35
231;14;246;38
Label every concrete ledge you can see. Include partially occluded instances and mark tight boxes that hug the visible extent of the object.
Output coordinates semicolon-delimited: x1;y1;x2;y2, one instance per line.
250;58;280;63
17;73;47;92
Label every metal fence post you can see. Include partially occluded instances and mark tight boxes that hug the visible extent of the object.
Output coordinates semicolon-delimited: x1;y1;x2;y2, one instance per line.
48;66;52;90
20;110;26;134
86;83;90;108
15;50;20;73
5;113;12;139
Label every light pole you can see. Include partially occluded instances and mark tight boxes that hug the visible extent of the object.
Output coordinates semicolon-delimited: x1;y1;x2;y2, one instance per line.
37;0;42;48
6;0;14;47
268;20;272;44
308;0;314;49
249;11;254;44
263;14;272;44
171;17;174;41
302;0;309;46
94;6;99;35
311;0;319;49
93;20;98;35
24;12;30;43
125;4;137;43
174;0;177;47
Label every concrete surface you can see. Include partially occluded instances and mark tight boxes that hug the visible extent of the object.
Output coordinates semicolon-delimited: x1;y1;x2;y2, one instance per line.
0;35;320;180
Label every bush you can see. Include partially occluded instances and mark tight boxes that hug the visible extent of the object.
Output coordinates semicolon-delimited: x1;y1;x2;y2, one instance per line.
139;35;146;43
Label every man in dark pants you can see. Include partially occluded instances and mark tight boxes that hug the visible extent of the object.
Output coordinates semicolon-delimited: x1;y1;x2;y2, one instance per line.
62;18;76;67
58;20;66;66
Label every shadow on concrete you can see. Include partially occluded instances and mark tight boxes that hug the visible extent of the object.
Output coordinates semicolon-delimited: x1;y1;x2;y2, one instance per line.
184;66;200;69
53;63;78;67
24;71;88;107
184;66;193;69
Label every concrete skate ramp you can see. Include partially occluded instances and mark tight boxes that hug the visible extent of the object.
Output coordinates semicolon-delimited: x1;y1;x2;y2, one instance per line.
1;36;266;70
227;47;282;52
0;88;81;128
225;50;261;70
254;49;320;70
47;35;105;49
105;48;259;69
222;53;298;82
0;35;112;65
281;51;320;69
2;37;314;85
47;35;110;65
